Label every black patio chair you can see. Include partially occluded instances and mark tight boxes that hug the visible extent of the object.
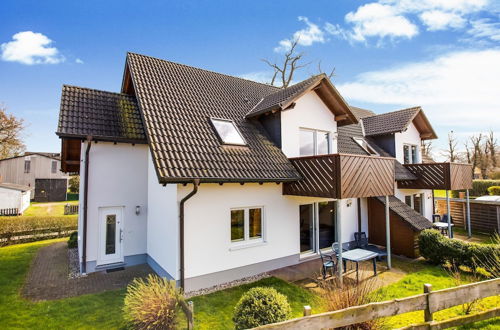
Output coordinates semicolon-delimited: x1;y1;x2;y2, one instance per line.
441;214;454;237
354;232;387;260
432;214;441;223
319;248;337;279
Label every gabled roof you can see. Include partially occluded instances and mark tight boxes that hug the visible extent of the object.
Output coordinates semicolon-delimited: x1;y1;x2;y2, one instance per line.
56;85;146;143
245;74;357;126
362;106;437;140
0;182;32;192
0;152;60;162
349;106;375;119
375;196;432;231
124;53;300;183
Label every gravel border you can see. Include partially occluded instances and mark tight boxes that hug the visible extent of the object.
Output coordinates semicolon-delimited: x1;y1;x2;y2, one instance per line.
185;272;270;298
68;247;83;279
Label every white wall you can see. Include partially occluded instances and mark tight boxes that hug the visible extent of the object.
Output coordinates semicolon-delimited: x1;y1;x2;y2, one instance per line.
180;183;332;278
20;191;30;213
79;142;148;265
147;154;179;279
339;198;369;243
0;188;22;210
395;187;434;221
394;122;421;164
281;91;338;158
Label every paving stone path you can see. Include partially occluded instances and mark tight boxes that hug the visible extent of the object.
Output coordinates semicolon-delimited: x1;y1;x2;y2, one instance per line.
22;242;153;301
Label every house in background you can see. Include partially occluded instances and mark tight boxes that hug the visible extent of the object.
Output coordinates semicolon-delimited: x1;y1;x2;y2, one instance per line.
56;53;472;292
0;183;32;215
0;152;69;200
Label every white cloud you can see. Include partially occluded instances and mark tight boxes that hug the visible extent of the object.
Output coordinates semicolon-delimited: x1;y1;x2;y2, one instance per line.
75;58;84;64
238;71;274;84
419;10;467;31
337;49;500;129
467;18;500;41
343;3;419;42
275;16;325;52
1;31;64;65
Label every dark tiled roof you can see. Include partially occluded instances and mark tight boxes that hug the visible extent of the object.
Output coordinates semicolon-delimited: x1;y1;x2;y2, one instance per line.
57;85;146;143
126;53;300;183
349;106;375;120
363;107;421;137
245;75;324;118
375;196;433;231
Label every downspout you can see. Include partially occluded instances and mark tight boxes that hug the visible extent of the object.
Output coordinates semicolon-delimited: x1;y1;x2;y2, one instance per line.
179;179;200;290
81;136;92;274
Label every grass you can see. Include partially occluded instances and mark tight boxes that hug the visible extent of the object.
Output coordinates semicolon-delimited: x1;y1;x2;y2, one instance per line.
374;259;500;329
188;277;325;330
23;200;78;217
0;239;126;329
453;227;496;244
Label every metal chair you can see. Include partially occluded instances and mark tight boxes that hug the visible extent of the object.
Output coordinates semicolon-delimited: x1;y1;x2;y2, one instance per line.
432;214;441;223
442;214;454;238
319;249;336;279
354;232;387;260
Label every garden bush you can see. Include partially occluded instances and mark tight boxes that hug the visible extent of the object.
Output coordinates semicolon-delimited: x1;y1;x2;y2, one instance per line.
123;274;182;330
419;229;500;275
487;186;500;196
67;231;78;248
471;180;500;196
233;287;291;329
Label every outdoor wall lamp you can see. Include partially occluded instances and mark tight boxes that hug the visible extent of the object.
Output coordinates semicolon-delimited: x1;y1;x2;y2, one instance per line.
135;206;141;215
346;199;352;207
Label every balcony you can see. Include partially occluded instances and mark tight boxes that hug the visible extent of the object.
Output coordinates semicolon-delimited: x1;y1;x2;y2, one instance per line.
283;154;395;199
397;162;473;190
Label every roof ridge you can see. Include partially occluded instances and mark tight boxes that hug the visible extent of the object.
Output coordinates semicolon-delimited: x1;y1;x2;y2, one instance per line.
370;106;422;118
127;52;281;91
62;84;135;97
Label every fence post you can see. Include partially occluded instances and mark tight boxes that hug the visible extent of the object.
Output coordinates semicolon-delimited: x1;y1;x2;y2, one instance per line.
303;305;312;317
424;283;433;322
187;300;194;330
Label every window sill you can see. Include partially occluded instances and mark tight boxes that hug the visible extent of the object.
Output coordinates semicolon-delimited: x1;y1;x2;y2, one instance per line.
229;240;267;251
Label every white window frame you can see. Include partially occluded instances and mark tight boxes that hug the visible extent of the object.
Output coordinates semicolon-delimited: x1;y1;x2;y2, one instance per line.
210;117;247;146
299;128;331;156
230;206;265;249
353;137;379;156
403;143;419;164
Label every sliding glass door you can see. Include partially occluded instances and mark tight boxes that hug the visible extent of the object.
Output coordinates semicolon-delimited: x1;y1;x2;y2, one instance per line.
299;204;315;253
300;202;336;255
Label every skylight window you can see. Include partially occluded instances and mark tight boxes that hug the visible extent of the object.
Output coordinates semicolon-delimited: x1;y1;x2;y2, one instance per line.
353;137;378;156
210;118;246;145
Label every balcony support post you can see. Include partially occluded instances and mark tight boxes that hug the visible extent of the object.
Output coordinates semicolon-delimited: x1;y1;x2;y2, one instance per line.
385;195;391;269
466;189;471;238
446;190;452;238
336;199;343;287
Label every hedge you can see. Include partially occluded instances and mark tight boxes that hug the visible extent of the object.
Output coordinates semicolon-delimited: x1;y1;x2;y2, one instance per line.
0;215;77;246
487;186;500;196
449;180;500;198
418;229;500;274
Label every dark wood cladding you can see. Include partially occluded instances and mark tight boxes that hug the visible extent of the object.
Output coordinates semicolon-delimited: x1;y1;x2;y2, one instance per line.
61;138;81;173
397;162;472;190
436;199;499;233
283;154;395;199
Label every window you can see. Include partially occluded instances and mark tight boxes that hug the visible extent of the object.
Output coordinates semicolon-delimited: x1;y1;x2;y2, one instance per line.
404;194;424;215
353;137;379;156
403;144;418;164
300;201;336;254
24;160;31;173
210;118;246;145
230;207;263;244
51;160;57;173
299;128;330;156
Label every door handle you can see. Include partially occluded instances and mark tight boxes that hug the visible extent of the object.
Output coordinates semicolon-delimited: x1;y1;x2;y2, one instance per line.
120;229;124;242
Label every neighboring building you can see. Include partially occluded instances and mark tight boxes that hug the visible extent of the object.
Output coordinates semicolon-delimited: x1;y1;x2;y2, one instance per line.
56;53;472;292
0;152;69;199
0;183;32;214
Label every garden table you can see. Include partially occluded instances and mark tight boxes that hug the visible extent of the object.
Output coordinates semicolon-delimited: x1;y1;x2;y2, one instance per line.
339;248;378;283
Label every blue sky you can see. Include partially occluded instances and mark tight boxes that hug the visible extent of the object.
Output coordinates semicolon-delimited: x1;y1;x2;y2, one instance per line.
1;0;499;158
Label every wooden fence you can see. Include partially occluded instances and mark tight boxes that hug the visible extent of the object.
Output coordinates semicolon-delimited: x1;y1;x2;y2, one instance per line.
436;197;500;233
0;208;19;216
64;204;79;215
255;278;500;329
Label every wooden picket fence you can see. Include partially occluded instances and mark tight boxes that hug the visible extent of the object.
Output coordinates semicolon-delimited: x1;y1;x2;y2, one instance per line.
0;208;19;216
256;278;500;329
64;204;79;215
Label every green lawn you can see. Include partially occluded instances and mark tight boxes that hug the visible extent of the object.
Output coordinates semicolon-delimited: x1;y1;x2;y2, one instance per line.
23;200;78;217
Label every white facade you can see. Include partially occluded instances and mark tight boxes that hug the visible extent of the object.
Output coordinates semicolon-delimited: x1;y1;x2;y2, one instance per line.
0;187;31;213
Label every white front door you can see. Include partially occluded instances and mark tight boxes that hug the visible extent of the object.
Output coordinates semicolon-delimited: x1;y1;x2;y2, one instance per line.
97;206;124;265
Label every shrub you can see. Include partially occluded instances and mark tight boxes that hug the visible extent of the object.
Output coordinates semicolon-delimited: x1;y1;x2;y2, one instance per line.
124;274;182;330
68;175;80;193
67;231;78;248
233;287;291;329
0;216;77;235
419;229;500;275
487;186;500;196
471;180;500;196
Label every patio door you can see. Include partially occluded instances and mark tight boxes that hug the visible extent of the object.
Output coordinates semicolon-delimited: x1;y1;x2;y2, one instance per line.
97;206;124;266
300;202;336;255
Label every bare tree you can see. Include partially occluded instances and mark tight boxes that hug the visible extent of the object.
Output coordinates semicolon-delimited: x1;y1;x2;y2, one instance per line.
470;134;484;178
262;39;310;88
442;131;458;162
0;105;25;159
486;130;497;168
421;140;433;162
316;60;335;79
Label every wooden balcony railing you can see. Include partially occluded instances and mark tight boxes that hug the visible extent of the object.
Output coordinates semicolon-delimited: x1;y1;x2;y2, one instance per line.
283;154;395;199
397;162;473;190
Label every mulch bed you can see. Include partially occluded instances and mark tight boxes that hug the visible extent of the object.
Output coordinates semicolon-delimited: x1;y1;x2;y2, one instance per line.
22;242;153;301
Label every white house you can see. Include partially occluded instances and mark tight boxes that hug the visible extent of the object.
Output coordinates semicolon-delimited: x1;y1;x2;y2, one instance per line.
0;183;32;214
56;53;472;292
